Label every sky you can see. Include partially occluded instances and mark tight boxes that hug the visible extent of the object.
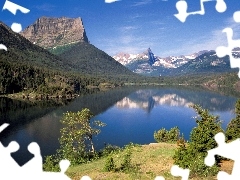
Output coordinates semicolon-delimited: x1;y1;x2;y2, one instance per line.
1;0;240;57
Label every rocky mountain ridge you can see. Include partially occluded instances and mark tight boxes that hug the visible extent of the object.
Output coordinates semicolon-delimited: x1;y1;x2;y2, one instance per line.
113;49;239;76
21;16;89;48
113;50;210;69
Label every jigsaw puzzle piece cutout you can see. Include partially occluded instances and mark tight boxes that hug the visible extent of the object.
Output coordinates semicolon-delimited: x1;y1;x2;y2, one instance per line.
39;160;71;180
2;0;30;32
205;132;240;179
216;27;240;78
215;0;227;13
154;176;165;180
0;123;20;173
0;141;20;173
205;132;240;161
233;11;240;23
2;0;30;15
217;171;235;180
21;142;42;173
174;0;188;23
80;175;92;180
18;158;72;179
0;44;7;51
154;165;190;180
11;22;22;33
0;123;9;132
175;0;227;23
171;165;190;180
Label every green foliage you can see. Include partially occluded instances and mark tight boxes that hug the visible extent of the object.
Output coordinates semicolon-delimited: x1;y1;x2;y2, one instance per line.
154;126;180;143
43;155;60;172
120;149;132;172
48;43;77;55
101;144;121;157
103;143;139;173
226;99;240;141
104;156;116;172
43;108;106;170
58;42;136;77
173;104;223;177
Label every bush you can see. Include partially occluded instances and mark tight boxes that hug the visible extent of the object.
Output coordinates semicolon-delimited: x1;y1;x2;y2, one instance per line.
103;143;138;173
173;104;223;177
104;156;116;172
120;149;132;172
101;144;121;157
154;126;180;143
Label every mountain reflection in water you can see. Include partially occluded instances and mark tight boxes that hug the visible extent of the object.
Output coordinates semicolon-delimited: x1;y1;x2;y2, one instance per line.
0;87;237;166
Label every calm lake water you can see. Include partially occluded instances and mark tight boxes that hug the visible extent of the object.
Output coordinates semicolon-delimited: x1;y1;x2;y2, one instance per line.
0;86;238;165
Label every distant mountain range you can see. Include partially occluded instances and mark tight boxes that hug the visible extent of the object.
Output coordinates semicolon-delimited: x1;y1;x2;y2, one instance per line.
113;48;239;76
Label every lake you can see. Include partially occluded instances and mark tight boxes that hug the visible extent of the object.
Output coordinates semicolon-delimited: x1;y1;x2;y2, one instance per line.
0;86;238;166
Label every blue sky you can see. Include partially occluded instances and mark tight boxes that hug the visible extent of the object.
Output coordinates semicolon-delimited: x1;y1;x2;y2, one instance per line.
1;0;240;57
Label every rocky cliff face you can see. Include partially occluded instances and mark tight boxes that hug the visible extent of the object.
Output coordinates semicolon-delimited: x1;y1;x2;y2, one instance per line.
21;16;89;48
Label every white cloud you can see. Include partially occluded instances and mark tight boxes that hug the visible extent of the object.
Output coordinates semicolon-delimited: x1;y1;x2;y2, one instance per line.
132;0;152;7
34;3;55;12
119;25;139;33
105;0;121;3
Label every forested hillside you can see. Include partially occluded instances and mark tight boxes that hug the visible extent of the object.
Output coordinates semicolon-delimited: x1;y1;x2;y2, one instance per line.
0;22;141;96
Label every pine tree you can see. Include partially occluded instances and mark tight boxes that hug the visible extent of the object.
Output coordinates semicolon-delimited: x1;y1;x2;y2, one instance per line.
226;99;240;141
173;104;223;177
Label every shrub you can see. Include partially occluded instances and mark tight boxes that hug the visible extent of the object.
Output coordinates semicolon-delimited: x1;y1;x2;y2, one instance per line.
120;149;132;172
104;156;116;172
101;144;121;157
173;104;223;177
43;155;59;172
154;126;180;143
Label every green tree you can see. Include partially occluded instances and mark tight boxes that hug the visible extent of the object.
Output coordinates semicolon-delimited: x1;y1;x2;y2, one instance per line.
43;108;106;170
173;104;223;177
226;99;240;141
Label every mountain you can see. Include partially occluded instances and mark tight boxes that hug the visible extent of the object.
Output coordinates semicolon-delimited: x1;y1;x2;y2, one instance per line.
0;21;136;95
58;42;137;77
0;21;82;94
21;17;136;77
20;16;89;48
113;49;237;76
0;21;69;70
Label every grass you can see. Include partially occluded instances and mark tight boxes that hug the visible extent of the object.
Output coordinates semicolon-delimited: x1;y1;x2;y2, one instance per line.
66;142;234;180
67;143;178;180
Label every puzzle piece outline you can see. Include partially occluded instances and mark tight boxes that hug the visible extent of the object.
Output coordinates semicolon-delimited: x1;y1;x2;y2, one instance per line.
154;165;190;180
2;0;30;15
205;132;240;179
174;0;227;23
0;123;93;180
216;11;240;78
2;0;30;32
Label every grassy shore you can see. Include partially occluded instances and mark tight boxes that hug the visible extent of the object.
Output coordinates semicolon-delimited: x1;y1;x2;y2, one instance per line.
66;143;233;180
